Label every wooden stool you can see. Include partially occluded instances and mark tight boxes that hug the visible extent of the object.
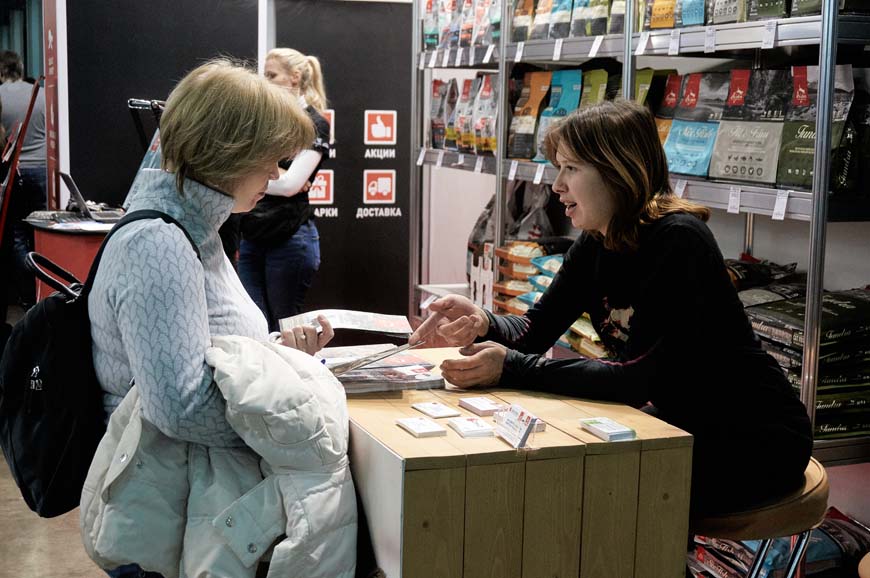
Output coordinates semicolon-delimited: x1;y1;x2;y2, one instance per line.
691;457;829;578
858;552;870;578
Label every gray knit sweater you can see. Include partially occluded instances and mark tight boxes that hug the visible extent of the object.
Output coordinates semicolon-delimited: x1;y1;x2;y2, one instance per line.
89;169;268;447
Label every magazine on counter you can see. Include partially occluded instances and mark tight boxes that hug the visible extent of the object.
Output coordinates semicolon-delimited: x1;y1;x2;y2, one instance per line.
279;309;413;336
317;344;444;394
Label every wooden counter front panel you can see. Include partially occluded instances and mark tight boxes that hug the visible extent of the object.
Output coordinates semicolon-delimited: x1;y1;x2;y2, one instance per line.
402;467;465;578
522;456;584;578
464;461;525;578
580;452;641;578
634;447;693;578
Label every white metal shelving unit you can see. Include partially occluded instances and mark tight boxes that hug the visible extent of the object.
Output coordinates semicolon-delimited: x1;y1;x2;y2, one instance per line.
409;1;870;465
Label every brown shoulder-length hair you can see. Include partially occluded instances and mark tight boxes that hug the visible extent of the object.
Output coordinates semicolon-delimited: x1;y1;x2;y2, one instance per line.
543;99;709;252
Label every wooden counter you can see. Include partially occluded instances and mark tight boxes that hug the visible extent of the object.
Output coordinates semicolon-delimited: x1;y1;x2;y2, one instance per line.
347;348;693;578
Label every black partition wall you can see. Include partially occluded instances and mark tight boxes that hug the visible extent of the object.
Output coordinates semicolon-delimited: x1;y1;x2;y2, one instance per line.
274;0;412;316
66;0;258;207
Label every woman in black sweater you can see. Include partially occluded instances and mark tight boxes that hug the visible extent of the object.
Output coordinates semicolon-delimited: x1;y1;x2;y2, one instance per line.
412;100;812;516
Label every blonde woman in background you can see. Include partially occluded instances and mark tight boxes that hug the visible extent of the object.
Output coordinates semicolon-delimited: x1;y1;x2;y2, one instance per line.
240;48;332;332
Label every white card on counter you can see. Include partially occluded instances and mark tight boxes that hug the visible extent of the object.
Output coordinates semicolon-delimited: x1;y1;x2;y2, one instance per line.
727;186;741;214
772;189;790;221
668;29;681;55
533;163;546;184
428;50;439;68
674;179;687;199
457;153;465;166
412;402;461;419
635;31;650;56
459;396;505;416
494;404;538;448
442;48;452;67
416;147;427;166
448;416;494;438
436;149;445;167
474;156;484;173
580;416;636;441
396;417;447;438
455;47;464;67
704;27;716;53
483;44;495;63
588;35;604;57
762;20;777;49
553;38;564;61
515;41;525;63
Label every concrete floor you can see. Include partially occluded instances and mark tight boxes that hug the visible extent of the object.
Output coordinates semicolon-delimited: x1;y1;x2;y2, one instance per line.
0;461;100;577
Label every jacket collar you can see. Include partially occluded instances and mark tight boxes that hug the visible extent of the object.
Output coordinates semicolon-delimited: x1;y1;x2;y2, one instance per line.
125;168;235;243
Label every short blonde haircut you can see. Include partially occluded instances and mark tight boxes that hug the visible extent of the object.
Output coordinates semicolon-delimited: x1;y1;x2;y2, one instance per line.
160;58;315;195
267;48;328;112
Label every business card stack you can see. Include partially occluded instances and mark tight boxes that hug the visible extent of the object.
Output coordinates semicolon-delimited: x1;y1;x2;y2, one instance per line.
458;396;505;416
447;416;494;438
411;401;461;419
396;417;447;438
579;417;636;442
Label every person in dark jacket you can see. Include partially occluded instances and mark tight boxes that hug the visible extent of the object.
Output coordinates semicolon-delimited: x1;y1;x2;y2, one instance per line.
411;100;812;516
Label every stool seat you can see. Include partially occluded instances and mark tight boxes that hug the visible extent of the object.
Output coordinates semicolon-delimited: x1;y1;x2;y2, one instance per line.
859;552;870;578
691;457;829;541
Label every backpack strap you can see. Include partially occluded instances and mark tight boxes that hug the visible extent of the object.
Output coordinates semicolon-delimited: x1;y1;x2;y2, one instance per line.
82;210;202;296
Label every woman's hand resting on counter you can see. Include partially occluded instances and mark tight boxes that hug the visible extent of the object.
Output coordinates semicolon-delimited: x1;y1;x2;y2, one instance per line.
440;341;507;388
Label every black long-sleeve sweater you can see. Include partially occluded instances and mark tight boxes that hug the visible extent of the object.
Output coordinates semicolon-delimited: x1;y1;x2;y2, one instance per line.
486;213;811;454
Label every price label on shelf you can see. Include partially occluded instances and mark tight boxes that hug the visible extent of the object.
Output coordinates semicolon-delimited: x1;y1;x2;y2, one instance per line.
533;163;546;184
772;189;791;221
474;156;484;173
416;147;427;166
442;48;452;67
589;35;604;58
727;186;742;214
455;47;464;67
457;153;465;166
635;31;650;56
674;179;688;199
668;29;681;55
762;20;777;49
428;50;439;68
468;47;476;66
418;52;426;70
704;26;716;53
515;41;525;63
436;150;445;167
483;44;495;64
508;160;519;181
553;38;564;61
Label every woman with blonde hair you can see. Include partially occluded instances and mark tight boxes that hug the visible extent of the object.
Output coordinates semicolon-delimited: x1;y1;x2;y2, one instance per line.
88;59;333;578
240;48;332;331
411;100;812;518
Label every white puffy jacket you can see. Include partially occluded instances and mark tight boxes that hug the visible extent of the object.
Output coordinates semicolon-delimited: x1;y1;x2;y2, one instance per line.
80;336;357;578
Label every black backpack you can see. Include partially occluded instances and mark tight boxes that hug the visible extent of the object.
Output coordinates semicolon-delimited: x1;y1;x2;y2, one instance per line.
0;210;200;517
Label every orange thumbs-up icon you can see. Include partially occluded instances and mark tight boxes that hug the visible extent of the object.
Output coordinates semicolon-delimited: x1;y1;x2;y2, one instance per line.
365;110;397;145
